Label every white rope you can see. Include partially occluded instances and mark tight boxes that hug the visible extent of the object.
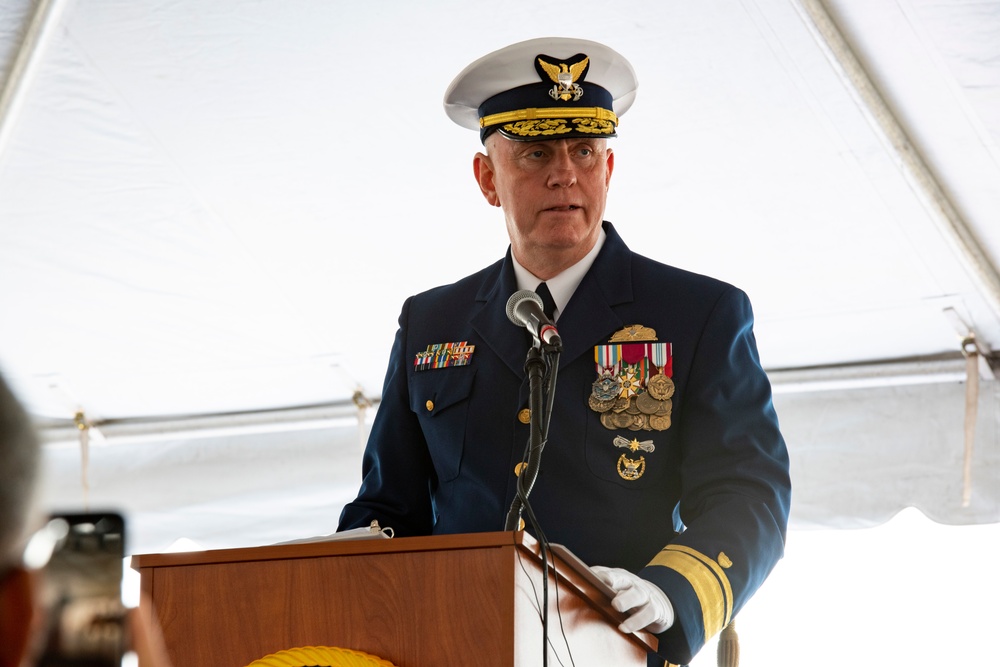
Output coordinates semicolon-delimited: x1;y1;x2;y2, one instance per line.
961;337;979;507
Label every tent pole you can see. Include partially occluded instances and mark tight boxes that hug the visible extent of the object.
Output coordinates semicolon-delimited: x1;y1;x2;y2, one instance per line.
34;400;375;447
795;0;1000;323
0;0;66;160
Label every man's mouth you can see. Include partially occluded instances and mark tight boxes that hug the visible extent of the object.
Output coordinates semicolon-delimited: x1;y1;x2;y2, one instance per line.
547;205;580;211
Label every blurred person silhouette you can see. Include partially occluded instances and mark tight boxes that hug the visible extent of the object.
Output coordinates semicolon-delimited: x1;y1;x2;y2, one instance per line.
0;372;173;667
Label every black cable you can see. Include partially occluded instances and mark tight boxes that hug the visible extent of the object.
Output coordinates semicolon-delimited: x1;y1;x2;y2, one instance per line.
513;532;571;667
521;490;576;667
514;345;576;667
520;495;549;666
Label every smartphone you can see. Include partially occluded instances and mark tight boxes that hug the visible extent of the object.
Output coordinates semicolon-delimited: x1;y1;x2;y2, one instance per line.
36;512;127;667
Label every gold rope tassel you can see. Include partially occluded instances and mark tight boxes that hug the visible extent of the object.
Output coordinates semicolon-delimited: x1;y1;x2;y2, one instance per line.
352;388;373;451
73;410;91;511
717;620;739;667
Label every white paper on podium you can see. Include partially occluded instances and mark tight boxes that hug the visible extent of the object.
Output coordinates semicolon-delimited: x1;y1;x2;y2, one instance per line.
273;520;393;545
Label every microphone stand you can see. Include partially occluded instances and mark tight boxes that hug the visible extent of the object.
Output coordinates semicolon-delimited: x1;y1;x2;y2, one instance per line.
504;340;561;531
503;335;561;667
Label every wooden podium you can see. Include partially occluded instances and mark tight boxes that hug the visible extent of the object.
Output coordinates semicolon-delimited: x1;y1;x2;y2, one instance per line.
131;531;656;666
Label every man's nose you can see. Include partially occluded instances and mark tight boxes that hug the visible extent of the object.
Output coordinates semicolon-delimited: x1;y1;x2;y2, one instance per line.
547;150;578;188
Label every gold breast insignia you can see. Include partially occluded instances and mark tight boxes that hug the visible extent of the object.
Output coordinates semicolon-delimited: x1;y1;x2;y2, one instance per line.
617;454;646;480
614;436;653;481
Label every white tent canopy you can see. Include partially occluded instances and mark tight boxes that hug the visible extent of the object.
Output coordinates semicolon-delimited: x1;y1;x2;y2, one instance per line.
1;0;998;553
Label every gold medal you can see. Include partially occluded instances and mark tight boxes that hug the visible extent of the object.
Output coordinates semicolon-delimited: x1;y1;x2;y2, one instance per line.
588;394;615;413
647;373;675;400
613;411;634;429
635;392;660;415
649;414;671;431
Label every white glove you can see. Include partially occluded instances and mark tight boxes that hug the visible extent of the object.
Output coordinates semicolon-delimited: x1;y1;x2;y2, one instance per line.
591;565;675;634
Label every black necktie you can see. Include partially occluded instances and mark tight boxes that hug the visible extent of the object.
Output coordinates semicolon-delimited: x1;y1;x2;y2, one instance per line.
535;282;557;320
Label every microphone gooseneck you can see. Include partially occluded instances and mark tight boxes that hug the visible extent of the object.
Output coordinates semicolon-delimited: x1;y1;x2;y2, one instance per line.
503;289;562;533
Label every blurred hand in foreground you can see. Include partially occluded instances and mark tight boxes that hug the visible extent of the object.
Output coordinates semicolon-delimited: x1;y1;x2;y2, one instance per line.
128;595;174;667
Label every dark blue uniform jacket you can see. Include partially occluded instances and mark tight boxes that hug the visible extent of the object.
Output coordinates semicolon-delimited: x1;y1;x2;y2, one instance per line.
339;222;791;666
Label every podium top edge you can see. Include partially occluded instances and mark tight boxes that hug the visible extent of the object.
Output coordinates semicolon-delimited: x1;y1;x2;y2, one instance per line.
130;530;536;570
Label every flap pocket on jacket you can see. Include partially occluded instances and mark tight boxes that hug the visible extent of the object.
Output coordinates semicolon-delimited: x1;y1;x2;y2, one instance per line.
409;367;477;482
409;367;477;416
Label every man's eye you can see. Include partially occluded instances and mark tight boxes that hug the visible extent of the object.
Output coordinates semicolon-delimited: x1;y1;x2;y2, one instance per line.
529;150;546;159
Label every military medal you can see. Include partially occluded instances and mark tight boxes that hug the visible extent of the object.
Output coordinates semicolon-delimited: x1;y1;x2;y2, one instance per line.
649;414;671;431
618;412;637;429
589;326;673;433
619;364;642;398
588;394;615;412
591;327;675;478
646;342;675;407
635;392;660;415
646;372;675;401
590;366;619;413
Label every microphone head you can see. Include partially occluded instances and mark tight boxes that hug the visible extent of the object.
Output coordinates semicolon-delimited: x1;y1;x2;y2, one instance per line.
505;289;544;326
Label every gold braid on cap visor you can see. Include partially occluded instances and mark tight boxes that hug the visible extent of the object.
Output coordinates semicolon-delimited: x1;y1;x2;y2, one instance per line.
479;106;618;129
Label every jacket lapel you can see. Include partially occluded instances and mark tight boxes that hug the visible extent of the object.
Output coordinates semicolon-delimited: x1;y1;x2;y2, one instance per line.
556;222;634;367
471;252;531;377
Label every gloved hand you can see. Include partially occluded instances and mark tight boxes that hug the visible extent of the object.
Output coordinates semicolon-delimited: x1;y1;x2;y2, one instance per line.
591;565;675;634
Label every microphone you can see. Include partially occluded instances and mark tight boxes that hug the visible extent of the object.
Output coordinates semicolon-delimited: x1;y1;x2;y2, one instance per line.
506;290;561;346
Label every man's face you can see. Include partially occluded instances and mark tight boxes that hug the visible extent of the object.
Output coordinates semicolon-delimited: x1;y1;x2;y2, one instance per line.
475;135;614;276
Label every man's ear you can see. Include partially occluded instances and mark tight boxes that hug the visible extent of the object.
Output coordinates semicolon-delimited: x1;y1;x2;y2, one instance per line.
473;152;501;207
605;146;615;188
0;567;37;667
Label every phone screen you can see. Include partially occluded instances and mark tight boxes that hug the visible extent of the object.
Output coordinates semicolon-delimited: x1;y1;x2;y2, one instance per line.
36;513;126;667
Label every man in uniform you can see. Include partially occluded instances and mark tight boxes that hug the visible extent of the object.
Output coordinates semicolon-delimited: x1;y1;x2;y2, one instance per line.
338;37;791;666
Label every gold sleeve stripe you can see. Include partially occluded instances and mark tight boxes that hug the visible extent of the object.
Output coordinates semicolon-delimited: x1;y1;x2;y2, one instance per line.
480;106;618;128
648;545;733;638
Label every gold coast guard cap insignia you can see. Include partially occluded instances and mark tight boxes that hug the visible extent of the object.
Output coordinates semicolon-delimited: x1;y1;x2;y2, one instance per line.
536;53;589;102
